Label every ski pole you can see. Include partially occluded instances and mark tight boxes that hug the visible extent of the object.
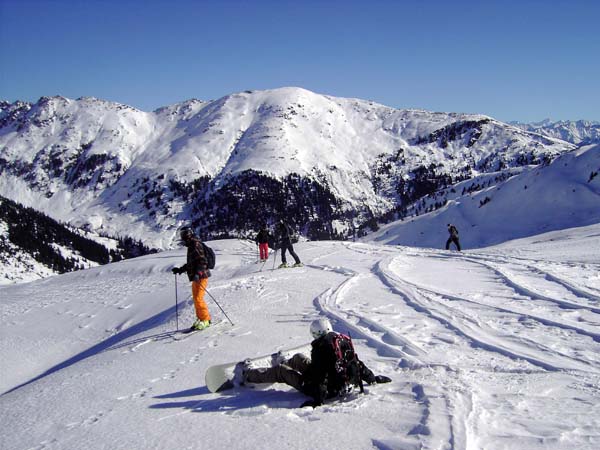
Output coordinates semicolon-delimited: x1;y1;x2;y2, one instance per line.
272;248;278;270
174;274;179;331
202;285;235;326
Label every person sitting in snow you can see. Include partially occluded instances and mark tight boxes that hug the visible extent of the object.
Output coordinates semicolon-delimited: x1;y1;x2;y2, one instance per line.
275;219;302;268
233;318;391;408
171;227;212;331
445;223;461;251
255;223;271;262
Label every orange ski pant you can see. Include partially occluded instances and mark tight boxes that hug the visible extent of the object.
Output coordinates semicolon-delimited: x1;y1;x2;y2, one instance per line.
191;278;211;322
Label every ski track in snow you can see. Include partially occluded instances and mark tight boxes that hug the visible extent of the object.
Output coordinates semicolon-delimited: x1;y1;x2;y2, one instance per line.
309;242;600;449
390;260;600;358
1;237;599;449
441;251;600;306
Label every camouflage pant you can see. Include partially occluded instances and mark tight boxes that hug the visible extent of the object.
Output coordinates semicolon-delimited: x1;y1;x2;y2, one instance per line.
245;353;310;391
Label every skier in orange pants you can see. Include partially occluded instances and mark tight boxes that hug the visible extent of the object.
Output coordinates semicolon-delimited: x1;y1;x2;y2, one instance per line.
172;227;212;331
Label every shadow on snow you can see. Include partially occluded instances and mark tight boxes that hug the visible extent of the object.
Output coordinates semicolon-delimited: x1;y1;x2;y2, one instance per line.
2;304;179;396
150;386;306;412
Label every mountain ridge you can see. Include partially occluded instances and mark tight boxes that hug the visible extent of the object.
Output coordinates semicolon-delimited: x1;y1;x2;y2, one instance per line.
511;118;600;145
3;87;594;283
0;88;575;243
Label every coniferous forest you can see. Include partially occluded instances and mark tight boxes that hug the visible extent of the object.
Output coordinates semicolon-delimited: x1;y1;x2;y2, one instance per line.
0;195;156;275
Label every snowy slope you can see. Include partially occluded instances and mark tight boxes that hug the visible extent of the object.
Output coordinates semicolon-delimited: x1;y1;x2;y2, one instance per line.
366;144;600;249
1;229;599;449
0;88;574;249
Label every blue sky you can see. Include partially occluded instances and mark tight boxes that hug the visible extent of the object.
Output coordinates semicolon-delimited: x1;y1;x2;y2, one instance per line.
1;0;598;122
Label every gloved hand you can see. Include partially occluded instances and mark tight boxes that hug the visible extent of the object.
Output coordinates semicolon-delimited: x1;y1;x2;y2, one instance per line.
171;267;182;275
374;375;391;384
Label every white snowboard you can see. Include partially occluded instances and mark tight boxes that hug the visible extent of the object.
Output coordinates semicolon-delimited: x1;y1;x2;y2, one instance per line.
205;343;311;393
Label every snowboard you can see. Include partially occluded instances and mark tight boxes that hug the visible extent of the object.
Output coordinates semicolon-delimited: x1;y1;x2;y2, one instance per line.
205;343;311;393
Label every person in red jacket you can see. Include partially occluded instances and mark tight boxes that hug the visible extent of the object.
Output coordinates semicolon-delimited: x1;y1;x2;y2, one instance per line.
172;227;212;331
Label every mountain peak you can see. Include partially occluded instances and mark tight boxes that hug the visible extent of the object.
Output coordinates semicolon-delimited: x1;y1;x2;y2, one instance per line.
0;87;578;257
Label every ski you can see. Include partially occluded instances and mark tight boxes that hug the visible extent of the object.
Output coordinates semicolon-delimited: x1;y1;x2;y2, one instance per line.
276;263;304;269
170;320;225;341
170;329;201;342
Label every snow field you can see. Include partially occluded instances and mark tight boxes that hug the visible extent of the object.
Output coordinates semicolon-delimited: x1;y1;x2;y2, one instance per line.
1;229;599;449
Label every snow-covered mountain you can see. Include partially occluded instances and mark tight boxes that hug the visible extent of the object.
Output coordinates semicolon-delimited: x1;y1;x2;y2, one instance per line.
367;143;600;249
511;119;600;145
1;228;599;449
0;88;574;251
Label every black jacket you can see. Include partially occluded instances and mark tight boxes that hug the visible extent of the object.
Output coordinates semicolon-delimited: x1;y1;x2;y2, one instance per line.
300;332;375;405
256;229;270;244
276;222;293;244
448;225;459;238
181;237;210;281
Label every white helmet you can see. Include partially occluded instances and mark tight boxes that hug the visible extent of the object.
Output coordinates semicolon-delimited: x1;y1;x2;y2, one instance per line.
310;318;333;339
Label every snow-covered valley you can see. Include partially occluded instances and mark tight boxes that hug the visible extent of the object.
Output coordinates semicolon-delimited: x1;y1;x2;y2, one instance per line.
1;224;599;449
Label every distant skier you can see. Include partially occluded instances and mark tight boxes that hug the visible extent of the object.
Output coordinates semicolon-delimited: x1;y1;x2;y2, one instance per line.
255;223;271;262
233;318;391;408
171;227;212;331
446;223;461;251
276;219;302;268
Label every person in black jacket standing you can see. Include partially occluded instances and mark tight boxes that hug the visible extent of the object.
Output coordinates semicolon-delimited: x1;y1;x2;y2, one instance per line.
446;223;461;251
171;227;212;331
276;219;302;268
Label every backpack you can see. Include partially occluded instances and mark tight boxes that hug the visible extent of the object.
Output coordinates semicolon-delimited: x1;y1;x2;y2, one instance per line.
289;228;299;244
315;332;364;396
202;242;216;269
278;222;299;244
286;222;299;243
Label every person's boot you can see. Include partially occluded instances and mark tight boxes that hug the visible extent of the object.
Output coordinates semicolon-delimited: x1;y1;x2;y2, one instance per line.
232;359;253;386
270;350;287;366
193;319;211;330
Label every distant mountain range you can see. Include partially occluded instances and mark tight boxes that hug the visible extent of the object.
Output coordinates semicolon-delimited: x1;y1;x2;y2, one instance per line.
510;119;600;145
2;87;598;283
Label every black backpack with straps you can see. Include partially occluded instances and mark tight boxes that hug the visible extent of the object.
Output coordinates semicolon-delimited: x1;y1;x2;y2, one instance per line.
313;332;364;396
201;242;216;269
